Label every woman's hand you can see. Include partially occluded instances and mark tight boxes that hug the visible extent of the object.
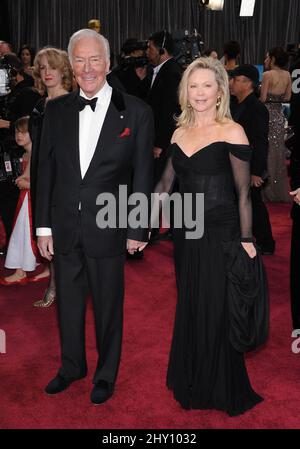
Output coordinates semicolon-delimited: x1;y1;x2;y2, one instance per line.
241;242;257;258
15;176;30;190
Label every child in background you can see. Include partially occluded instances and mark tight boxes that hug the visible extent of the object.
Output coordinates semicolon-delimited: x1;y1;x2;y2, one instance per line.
0;116;49;285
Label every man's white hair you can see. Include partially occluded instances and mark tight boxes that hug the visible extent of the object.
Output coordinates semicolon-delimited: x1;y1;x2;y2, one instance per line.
68;29;110;64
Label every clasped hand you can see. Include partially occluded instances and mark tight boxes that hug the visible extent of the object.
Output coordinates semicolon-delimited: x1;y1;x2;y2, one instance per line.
241;242;256;258
15;176;30;190
251;175;264;188
127;239;148;255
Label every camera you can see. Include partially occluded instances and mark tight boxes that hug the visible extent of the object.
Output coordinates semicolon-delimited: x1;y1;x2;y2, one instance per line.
0;55;16;120
0;139;23;183
117;39;149;68
121;39;148;54
173;29;204;67
0;55;14;97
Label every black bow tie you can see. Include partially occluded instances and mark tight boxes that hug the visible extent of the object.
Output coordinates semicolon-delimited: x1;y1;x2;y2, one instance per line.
78;95;98;112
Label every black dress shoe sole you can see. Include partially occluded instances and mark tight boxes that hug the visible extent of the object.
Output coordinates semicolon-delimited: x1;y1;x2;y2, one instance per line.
45;375;86;395
90;383;114;405
91;391;114;406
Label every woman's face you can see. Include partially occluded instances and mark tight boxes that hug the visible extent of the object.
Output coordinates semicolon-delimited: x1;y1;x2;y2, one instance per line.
15;129;31;147
187;68;220;113
39;55;63;90
210;51;218;60
21;48;32;65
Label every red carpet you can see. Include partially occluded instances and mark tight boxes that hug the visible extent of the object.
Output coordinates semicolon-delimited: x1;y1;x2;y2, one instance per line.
0;204;299;429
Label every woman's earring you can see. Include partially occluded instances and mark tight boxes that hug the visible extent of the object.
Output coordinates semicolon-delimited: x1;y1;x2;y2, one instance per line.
216;96;221;108
187;102;192;108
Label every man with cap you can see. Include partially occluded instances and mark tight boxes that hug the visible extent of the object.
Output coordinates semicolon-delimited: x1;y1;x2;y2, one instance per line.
230;64;275;255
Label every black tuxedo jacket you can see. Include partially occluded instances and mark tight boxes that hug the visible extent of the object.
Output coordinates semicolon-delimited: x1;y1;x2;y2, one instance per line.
35;88;154;258
147;58;182;151
231;93;269;178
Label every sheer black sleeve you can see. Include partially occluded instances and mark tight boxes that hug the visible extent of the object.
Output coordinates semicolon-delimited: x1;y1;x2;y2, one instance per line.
150;148;176;229
229;145;253;242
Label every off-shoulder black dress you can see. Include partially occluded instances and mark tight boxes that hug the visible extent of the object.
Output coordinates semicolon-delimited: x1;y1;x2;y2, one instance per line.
155;141;268;416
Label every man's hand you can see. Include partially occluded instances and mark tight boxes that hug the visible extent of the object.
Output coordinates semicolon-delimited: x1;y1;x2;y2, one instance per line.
37;236;54;261
153;146;163;159
0;119;10;129
251;175;264;188
126;239;148;255
290;187;300;205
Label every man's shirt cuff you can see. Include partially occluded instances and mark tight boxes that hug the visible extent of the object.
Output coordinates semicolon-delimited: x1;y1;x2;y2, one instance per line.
36;227;52;236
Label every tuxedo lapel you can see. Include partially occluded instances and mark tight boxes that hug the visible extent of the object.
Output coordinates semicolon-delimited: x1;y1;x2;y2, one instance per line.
83;89;126;180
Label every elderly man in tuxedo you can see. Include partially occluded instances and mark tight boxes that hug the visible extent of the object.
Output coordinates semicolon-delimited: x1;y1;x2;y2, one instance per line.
36;29;153;404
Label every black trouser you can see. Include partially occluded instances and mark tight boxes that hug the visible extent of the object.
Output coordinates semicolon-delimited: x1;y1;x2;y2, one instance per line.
251;186;275;252
0;180;19;247
290;206;300;329
54;222;125;385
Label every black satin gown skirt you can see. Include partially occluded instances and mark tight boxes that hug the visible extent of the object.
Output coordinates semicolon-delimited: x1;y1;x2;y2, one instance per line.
167;205;268;416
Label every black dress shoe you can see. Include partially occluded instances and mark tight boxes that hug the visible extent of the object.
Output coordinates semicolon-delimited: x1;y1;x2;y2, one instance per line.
90;380;114;405
45;374;85;395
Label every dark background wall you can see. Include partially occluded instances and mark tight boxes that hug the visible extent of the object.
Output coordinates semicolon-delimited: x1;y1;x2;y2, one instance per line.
2;0;300;64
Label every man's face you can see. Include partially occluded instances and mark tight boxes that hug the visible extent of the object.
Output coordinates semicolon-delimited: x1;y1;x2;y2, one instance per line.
146;40;160;66
72;37;109;98
230;75;251;98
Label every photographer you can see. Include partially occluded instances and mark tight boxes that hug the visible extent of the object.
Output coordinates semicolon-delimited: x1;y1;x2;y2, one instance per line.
146;30;182;180
112;38;151;101
0;53;40;252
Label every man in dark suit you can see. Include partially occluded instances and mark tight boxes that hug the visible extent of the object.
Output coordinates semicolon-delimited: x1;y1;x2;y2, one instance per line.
230;64;275;255
36;29;153;404
146;30;182;241
146;30;182;184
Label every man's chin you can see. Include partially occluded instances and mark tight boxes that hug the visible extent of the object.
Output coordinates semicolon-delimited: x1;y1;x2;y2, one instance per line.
79;82;100;97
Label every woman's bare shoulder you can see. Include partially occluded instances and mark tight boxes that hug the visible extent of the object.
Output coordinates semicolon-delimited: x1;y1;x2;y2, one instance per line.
221;120;249;145
171;126;187;143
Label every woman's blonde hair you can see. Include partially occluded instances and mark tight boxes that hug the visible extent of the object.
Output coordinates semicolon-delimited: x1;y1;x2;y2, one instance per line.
33;47;73;95
176;57;232;128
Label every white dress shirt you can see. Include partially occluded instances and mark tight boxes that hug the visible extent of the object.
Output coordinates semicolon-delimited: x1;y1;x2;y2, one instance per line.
36;82;112;236
150;57;171;88
79;82;112;178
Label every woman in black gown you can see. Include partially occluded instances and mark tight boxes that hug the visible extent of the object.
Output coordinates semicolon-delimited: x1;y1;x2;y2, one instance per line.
30;48;73;307
154;57;267;416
